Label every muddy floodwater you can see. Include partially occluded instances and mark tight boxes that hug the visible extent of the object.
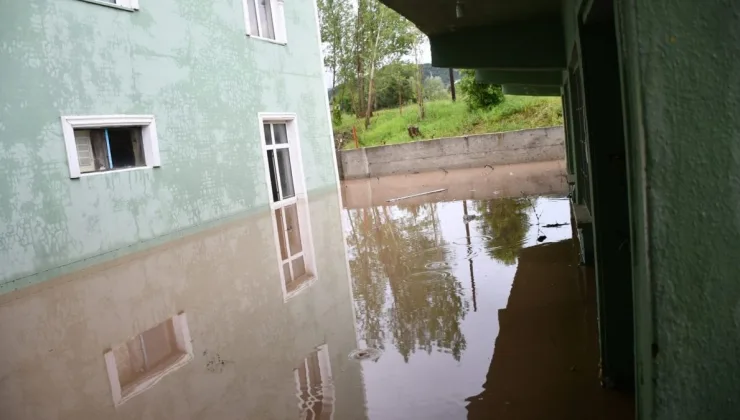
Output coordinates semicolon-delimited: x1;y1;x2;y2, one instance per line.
1;161;632;419
342;165;572;419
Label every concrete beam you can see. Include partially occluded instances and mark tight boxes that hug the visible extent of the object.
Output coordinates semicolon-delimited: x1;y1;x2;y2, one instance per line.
502;84;562;96
430;21;566;70
475;70;563;86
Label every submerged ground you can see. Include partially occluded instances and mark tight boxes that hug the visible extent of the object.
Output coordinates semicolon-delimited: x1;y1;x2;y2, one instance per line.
342;162;633;419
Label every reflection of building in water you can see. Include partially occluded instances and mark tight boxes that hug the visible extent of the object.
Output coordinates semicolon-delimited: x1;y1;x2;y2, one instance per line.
295;345;335;420
106;313;194;406
465;240;633;419
0;192;366;419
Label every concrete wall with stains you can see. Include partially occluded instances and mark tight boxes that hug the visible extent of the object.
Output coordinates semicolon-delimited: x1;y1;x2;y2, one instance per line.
337;126;564;180
0;0;335;293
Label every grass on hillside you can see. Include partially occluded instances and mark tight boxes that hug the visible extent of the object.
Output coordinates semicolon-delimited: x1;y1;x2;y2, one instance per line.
334;96;563;149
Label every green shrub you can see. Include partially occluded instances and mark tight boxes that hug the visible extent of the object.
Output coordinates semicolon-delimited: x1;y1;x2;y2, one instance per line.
458;69;504;111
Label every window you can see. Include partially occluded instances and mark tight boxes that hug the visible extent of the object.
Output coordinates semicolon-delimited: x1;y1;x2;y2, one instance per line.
260;114;317;300
104;313;193;406
294;345;334;420
242;0;287;43
61;115;160;178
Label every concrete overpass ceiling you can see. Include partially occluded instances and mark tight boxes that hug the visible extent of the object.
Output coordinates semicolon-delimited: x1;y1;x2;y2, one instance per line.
380;0;562;35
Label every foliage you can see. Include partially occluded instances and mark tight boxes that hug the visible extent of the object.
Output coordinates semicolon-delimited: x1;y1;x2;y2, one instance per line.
423;76;449;101
316;0;352;90
475;198;530;265
317;0;420;118
345;203;468;362
331;101;342;126
374;62;416;109
333;96;563;149
457;69;504;111
330;82;354;113
421;64;460;87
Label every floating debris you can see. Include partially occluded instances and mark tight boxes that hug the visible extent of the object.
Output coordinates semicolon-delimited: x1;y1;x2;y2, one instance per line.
408;270;453;282
424;261;451;270
463;214;479;223
387;189;447;203
451;235;493;246
543;222;569;228
349;348;383;362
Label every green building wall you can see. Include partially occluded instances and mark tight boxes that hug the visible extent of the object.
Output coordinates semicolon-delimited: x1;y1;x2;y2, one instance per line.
617;1;740;418
0;0;336;293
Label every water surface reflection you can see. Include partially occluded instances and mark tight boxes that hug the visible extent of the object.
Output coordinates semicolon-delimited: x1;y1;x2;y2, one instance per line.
343;185;572;419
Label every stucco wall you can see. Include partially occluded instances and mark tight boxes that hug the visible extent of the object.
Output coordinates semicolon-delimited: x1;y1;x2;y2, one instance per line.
337;126;564;179
0;0;335;292
0;190;365;419
621;1;740;418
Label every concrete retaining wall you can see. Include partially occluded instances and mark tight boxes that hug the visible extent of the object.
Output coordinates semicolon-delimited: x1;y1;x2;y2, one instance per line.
337;126;565;179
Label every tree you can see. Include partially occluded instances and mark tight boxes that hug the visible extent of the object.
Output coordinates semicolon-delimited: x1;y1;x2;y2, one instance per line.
423;76;449;101
412;29;426;120
421;64;461;87
458;69;505;111
362;2;416;128
374;62;416;110
317;0;351;91
317;0;419;121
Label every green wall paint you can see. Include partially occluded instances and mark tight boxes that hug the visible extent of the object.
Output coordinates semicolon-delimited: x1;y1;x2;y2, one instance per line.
614;0;653;417
430;22;566;69
501;84;561;97
475;69;563;86
0;0;335;293
578;21;634;390
561;0;577;59
617;0;740;418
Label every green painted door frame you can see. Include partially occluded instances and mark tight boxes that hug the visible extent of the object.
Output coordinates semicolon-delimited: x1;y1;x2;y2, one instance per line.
501;84;562;96
578;17;635;391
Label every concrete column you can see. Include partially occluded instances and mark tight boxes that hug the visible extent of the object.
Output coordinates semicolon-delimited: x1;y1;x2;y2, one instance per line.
567;67;588;206
562;84;576;177
578;22;635;391
616;1;740;418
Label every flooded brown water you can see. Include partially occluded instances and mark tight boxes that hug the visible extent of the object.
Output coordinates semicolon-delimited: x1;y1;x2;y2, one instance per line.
343;166;574;419
0;162;633;419
341;162;633;420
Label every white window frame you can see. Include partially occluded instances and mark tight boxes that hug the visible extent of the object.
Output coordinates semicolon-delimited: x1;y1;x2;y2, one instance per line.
242;0;287;44
258;112;317;301
104;312;193;406
61;114;161;179
78;0;139;11
294;344;335;420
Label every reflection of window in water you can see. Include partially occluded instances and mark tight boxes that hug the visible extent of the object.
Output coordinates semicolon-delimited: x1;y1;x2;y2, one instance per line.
294;345;334;420
104;313;193;405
